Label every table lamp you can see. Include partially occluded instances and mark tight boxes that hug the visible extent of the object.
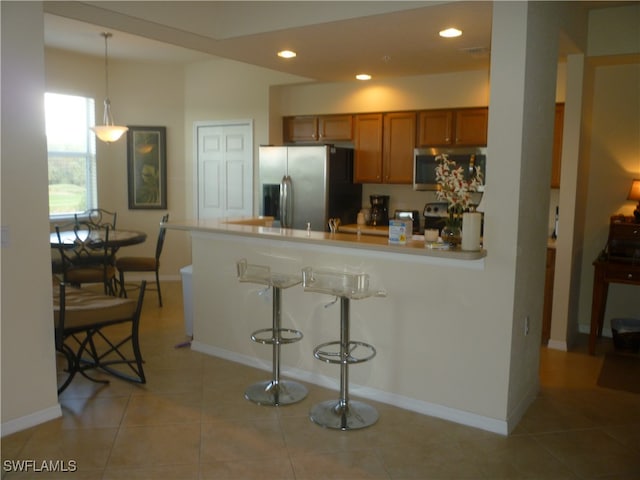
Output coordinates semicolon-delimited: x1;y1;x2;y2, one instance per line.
628;178;640;223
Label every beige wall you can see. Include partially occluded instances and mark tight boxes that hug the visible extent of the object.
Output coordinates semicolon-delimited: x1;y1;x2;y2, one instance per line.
1;1;61;434
191;2;566;434
183;58;308;221
576;60;640;331
3;1;638;435
45;48;192;279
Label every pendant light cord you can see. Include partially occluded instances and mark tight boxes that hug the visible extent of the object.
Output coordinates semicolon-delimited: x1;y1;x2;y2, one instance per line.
102;32;112;100
92;31;127;142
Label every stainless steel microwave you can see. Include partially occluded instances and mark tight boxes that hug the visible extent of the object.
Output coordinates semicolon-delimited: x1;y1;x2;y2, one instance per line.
413;147;487;191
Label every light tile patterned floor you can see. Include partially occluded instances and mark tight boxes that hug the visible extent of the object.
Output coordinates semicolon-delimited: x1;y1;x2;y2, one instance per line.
2;282;639;479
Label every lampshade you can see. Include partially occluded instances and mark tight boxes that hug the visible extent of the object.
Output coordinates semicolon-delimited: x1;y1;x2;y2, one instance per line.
627;179;640;201
93;125;129;143
91;32;128;144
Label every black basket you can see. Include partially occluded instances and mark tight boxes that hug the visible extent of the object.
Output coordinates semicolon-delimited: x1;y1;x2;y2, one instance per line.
611;318;640;352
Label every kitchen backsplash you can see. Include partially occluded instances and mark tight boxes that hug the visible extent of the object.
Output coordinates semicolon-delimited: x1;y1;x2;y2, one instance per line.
359;183;559;237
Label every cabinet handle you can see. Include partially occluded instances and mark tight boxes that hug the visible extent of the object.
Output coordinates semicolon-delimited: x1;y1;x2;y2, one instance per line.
628;273;634;279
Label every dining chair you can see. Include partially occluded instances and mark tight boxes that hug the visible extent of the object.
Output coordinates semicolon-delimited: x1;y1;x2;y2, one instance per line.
54;221;118;295
75;208;117;230
116;213;169;306
53;278;147;394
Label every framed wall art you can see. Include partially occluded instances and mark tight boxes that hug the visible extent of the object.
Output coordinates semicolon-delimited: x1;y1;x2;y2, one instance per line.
127;126;167;209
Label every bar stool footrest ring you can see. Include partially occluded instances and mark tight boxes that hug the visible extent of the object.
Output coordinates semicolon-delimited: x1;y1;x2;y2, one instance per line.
313;340;376;364
250;327;303;345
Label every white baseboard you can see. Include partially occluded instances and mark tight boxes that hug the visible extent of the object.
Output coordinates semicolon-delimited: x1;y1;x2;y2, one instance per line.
191;341;509;436
547;339;568;351
1;404;62;437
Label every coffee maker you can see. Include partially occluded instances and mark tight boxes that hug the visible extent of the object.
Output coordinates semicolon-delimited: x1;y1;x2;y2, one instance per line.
369;195;390;226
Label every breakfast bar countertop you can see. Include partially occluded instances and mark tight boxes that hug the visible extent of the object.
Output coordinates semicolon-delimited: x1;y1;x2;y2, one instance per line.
165;217;487;262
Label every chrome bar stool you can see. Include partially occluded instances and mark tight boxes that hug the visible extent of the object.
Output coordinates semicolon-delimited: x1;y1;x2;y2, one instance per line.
236;259;308;406
302;267;386;430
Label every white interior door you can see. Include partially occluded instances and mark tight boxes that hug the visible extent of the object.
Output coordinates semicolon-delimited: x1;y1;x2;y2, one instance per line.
195;120;253;220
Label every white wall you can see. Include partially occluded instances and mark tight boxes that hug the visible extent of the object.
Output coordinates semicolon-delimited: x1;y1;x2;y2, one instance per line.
268;6;640;349
274;70;490;115
576;60;640;331
187;5;564;433
45;48;192;279
192;232;512;432
1;1;61;435
4;0;638;436
571;4;640;337
183;58;308;220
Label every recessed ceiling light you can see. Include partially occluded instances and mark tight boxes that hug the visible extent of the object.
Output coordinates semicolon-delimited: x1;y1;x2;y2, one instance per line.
356;74;372;81
439;28;462;38
277;50;297;59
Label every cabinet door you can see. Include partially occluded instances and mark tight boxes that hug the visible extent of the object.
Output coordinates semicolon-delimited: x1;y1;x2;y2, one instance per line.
283;116;318;142
354;113;383;183
417;110;453;146
383;112;416;184
319;115;353;141
550;104;564;188
454;108;488;146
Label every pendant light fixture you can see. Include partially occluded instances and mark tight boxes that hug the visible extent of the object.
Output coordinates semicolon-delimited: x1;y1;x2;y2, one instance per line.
91;32;128;143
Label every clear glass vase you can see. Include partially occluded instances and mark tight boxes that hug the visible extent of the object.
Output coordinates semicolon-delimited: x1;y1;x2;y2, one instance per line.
441;224;462;248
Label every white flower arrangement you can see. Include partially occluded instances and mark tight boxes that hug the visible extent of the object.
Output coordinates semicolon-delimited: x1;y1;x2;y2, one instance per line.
435;153;484;227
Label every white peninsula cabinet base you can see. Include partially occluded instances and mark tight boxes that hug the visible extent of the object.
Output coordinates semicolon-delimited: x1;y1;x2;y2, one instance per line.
168;219;518;435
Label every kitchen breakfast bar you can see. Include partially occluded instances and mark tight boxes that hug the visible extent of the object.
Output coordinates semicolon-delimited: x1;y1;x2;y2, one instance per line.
165;218;521;434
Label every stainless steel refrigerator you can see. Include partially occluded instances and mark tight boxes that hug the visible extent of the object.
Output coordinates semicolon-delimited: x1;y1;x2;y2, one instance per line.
259;145;362;231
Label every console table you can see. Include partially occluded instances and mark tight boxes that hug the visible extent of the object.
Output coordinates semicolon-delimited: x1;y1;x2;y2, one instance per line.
589;216;640;354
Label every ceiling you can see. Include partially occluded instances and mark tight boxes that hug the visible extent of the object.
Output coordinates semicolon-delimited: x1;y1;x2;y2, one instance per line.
42;1;612;83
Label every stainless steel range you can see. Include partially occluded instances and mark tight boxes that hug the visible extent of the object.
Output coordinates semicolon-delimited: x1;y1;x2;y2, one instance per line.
423;202;449;234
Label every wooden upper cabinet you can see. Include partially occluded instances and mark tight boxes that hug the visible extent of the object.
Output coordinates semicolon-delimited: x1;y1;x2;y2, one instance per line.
417;108;488;147
284;116;318;142
454;108;488;146
283;115;352;143
383;112;416;184
417;110;454;146
354;113;384;183
551;104;564;188
319;115;353;141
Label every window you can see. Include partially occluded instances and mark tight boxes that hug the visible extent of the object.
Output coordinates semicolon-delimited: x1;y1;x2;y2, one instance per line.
45;93;97;217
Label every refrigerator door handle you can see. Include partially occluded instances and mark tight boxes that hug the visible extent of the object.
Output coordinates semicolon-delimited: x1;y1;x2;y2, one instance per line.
280;175;293;228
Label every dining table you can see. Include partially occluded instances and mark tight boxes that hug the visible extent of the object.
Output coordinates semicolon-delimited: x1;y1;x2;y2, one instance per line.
51;227;148;295
50;228;147;254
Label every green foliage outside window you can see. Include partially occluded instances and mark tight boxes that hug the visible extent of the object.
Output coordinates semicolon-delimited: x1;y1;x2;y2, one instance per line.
45;93;96;216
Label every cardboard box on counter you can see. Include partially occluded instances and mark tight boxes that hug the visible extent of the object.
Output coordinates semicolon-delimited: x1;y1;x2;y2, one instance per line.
388;219;413;245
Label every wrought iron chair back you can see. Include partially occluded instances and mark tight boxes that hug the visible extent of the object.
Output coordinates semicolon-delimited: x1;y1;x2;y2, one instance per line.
75;208;117;230
53;280;147;394
116;213;169;306
54;221;117;295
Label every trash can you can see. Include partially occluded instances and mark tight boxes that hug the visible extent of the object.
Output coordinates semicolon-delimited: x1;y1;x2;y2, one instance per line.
180;265;193;337
611;317;640;352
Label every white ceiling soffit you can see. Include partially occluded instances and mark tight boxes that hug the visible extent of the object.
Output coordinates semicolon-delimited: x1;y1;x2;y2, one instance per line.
44;14;213;64
45;1;495;81
43;1;633;81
